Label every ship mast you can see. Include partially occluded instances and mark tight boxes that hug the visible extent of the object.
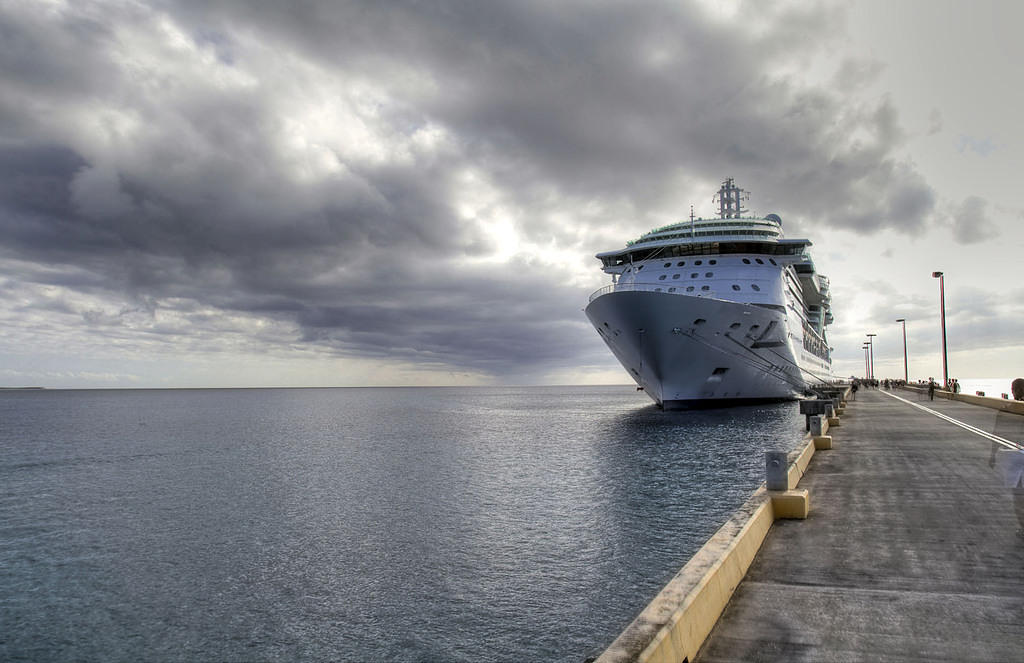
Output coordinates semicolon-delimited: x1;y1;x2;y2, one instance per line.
714;177;749;219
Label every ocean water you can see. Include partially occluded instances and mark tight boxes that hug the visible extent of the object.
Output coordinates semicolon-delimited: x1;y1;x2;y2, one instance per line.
955;377;1019;398
0;386;804;662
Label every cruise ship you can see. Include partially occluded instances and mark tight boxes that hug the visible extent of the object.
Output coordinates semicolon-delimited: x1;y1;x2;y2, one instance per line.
585;179;834;409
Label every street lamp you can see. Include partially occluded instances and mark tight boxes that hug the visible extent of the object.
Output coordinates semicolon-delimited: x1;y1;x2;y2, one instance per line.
862;343;870;379
932;272;948;388
866;333;877;380
895;319;908;382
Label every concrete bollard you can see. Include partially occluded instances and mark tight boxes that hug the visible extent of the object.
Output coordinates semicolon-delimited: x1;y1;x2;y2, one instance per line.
799;399;833;431
765;451;789;491
824;403;840;427
810;415;833;449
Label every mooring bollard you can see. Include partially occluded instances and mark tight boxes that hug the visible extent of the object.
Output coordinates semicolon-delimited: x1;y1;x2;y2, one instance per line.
765;451;788;491
811;415;833;449
799;399;832;431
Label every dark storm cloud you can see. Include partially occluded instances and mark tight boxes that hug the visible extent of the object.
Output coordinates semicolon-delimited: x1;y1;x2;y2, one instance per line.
0;1;972;377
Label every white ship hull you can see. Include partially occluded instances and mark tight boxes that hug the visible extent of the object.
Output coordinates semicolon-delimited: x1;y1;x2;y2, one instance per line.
586;290;826;408
586;180;834;408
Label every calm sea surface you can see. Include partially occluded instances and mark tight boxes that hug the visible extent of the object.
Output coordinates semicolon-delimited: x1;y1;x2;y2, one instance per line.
1;386;804;662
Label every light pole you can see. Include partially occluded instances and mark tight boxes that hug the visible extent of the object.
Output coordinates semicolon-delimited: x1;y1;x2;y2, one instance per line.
932;272;948;388
895;319;908;382
862;343;870;379
866;333;876;380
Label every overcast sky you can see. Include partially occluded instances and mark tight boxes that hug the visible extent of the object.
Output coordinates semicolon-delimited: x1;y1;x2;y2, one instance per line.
1;0;1021;388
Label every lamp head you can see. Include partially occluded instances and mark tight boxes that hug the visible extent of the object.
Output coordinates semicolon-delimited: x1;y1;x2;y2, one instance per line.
896;318;905;322
932;271;943;278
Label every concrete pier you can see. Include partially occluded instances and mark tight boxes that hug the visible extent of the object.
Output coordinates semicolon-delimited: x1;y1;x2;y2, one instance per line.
695;388;1024;662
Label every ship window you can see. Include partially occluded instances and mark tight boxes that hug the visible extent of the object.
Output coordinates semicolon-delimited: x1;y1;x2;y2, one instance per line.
603;322;609;327
742;258;750;264
672;274;681;279
686;286;695;292
712;367;728;375
637;265;644;270
626;267;632;273
701;285;710;291
668;287;677;292
705;272;713;277
751;284;761;291
729;322;741;329
655;287;663;291
732;284;740;291
691;273;698;278
694;318;706;325
755;258;764;264
664;262;672;268
769;259;777;266
695;260;702;265
677;261;685;266
659;275;667;280
709;260;717;265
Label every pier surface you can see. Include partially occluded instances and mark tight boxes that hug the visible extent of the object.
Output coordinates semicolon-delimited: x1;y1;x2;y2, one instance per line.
695;387;1024;662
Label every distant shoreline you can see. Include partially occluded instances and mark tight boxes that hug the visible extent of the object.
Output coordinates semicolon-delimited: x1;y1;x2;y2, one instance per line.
0;386;45;390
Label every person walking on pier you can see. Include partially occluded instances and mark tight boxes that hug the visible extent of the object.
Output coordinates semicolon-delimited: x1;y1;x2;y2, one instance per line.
928;378;936;401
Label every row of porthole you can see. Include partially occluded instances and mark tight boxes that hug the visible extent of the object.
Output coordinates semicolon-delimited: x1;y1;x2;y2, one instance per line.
657;285;709;293
655;283;762;293
661;258;718;268
658;272;714;280
626;256;778;274
656;275;763;291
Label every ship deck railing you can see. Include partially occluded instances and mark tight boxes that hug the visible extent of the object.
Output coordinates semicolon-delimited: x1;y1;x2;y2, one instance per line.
588;282;722;303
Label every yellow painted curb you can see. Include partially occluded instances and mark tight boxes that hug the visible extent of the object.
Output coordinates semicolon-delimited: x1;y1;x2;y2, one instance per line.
786;437;816;490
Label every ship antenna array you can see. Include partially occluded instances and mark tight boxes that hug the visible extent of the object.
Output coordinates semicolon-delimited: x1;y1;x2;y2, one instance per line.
713;177;749;219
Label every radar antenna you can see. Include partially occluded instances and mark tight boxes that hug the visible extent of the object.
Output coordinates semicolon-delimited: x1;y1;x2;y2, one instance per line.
713;178;749;219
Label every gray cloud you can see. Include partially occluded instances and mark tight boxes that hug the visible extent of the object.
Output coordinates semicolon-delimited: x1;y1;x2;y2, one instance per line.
0;0;977;381
951;196;999;244
846;279;1024;362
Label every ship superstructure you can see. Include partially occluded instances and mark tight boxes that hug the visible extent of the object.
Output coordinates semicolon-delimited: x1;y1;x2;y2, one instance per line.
585;179;833;408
